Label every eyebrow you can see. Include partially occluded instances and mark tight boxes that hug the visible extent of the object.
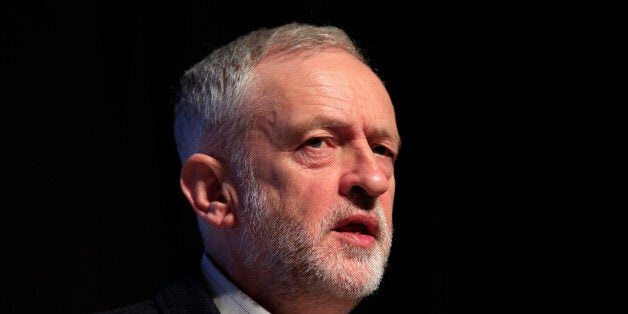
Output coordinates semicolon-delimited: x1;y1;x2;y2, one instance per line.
277;116;349;144
373;128;402;150
277;114;401;148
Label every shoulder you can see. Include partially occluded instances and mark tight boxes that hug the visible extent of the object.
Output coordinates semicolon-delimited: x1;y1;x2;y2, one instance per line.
95;272;219;314
94;300;159;314
155;273;219;313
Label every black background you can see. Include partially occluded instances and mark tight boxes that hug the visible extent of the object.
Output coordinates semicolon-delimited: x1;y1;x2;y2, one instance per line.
2;1;553;313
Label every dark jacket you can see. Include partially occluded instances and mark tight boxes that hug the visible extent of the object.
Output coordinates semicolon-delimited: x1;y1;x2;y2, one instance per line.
95;273;220;314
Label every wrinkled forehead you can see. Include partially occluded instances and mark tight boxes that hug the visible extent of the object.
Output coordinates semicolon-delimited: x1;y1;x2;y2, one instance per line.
252;48;387;104
250;48;399;140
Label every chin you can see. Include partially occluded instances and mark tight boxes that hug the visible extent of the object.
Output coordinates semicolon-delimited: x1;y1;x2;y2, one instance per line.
321;244;388;298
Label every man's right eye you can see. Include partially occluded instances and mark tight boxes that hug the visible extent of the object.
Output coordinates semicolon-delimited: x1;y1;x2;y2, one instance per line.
305;137;324;148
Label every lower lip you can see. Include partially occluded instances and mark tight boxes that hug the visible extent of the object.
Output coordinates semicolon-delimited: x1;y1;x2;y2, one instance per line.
334;231;376;248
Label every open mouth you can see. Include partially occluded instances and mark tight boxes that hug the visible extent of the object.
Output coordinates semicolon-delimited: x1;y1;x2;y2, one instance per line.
334;222;369;234
332;215;379;238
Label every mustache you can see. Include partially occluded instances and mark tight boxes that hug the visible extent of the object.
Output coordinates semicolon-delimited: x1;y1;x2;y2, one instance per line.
346;187;378;209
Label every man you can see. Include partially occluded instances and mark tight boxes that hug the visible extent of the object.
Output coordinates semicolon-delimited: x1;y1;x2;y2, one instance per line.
103;22;401;314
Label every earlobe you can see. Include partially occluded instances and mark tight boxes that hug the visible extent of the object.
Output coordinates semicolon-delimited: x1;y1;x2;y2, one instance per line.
180;153;235;228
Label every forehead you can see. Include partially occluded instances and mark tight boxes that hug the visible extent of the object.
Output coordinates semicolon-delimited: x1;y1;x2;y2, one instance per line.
253;48;398;134
255;48;379;93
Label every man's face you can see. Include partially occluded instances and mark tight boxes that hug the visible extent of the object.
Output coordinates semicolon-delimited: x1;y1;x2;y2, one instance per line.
238;48;400;300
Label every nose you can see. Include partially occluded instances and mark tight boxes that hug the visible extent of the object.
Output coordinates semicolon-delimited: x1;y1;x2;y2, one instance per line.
339;145;391;198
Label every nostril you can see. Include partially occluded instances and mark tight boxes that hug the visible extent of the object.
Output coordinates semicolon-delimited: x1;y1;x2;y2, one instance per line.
349;186;367;197
349;185;366;195
347;187;377;209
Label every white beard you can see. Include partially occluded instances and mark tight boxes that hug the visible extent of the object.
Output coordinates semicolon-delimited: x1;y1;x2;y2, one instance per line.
235;173;393;300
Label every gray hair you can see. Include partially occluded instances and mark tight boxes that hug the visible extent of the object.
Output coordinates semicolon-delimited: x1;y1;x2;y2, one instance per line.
173;22;366;173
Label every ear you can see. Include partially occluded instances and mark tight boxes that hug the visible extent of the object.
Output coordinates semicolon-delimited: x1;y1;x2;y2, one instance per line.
180;153;236;228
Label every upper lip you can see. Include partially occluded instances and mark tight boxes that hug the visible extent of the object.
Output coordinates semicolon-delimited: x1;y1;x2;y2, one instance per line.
332;214;380;238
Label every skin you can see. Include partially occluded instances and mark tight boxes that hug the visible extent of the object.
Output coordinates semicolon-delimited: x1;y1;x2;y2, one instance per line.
181;48;400;314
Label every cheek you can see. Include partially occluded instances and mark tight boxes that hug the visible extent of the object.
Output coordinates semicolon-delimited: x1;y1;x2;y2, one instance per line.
253;153;293;193
284;169;342;225
382;181;396;227
383;197;394;227
262;164;330;216
295;176;337;217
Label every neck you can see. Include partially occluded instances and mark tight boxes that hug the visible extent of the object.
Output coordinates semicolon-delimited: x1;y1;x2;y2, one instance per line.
257;293;359;314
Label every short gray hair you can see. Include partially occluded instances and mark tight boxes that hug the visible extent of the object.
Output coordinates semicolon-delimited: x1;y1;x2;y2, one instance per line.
173;22;366;171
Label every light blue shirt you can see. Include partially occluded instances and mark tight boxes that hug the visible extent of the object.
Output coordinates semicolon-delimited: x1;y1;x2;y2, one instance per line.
200;252;271;314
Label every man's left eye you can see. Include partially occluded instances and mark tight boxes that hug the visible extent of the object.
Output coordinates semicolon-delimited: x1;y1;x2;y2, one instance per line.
372;145;392;157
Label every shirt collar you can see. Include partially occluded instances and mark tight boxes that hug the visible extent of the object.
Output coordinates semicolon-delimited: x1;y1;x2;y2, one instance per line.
199;252;271;314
